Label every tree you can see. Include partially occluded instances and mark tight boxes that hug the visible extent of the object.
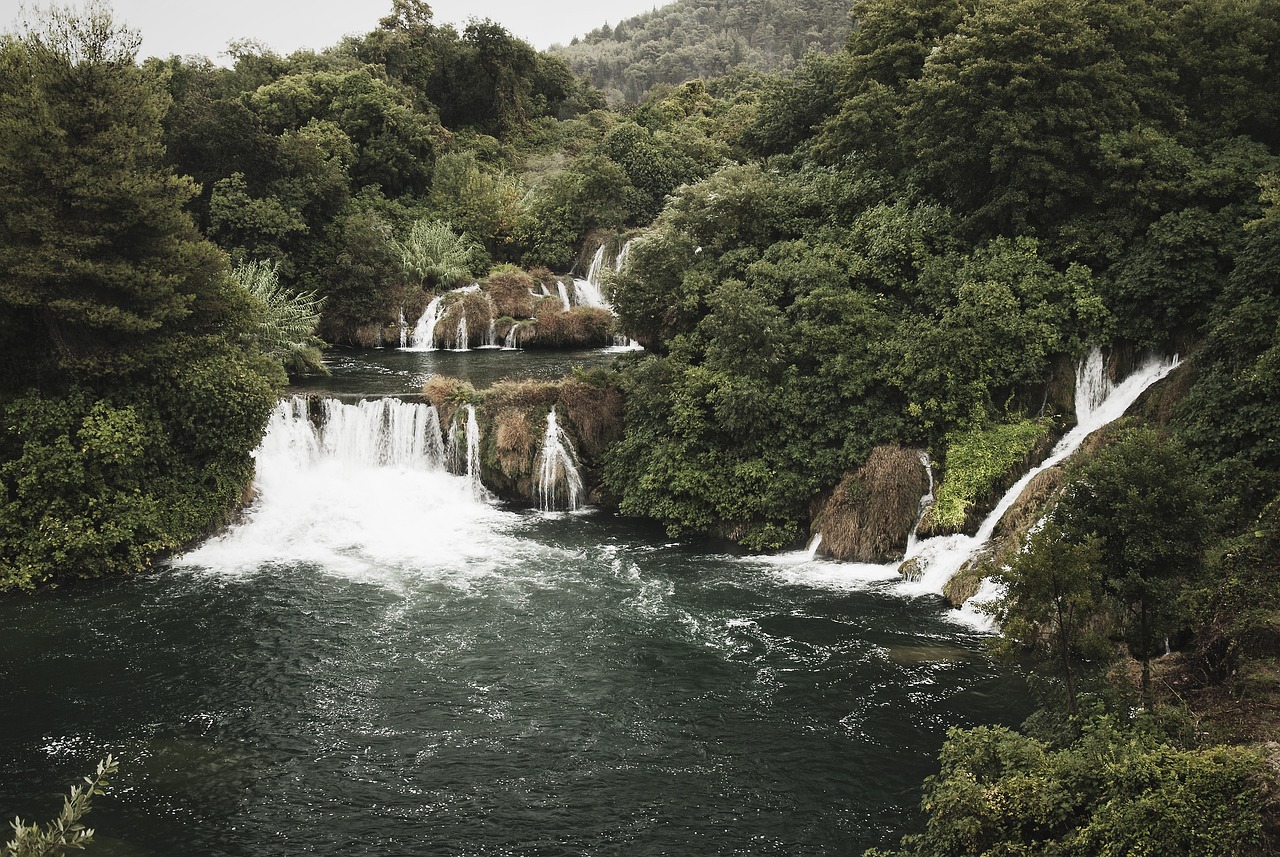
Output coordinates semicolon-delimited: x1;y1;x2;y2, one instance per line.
0;3;227;378
0;4;280;591
1056;428;1211;709
997;519;1106;717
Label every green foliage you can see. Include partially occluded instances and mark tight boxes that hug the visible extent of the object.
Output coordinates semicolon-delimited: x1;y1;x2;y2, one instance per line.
394;218;476;290
230;261;327;376
996;519;1108;716
551;0;855;105
1056;427;1212;707
930;418;1054;532
893;238;1105;432
0;4;281;592
5;755;117;857
870;717;1268;857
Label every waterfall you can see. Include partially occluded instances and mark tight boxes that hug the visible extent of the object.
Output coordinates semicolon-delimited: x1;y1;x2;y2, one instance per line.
1074;345;1114;423
484;317;497;348
585;243;607;285
312;397;446;470
445;405;485;500
462;405;484;500
503;323;520;350
572;241;616;310
615;238;634;274
535;407;584;512
556;281;572;311
453;315;469;351
901;349;1181;597
408;295;444;350
904;452;935;555
805;533;823;561
181;396;504;572
397;307;408;348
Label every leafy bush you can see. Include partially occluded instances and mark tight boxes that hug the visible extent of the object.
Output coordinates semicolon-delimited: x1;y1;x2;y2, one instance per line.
869;717;1268;857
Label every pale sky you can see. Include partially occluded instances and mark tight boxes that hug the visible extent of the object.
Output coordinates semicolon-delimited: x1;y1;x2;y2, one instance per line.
0;1;664;62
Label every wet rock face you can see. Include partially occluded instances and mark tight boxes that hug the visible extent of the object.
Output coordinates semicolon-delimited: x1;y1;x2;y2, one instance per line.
812;446;931;563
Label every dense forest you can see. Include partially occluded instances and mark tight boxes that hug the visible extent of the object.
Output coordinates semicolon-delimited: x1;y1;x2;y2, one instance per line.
550;0;854;104
3;0;1280;852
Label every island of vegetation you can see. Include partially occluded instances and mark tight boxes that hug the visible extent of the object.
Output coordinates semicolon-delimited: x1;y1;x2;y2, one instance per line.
3;0;1279;853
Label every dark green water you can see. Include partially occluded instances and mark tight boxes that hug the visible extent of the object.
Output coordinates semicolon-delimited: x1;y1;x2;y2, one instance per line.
0;352;1031;857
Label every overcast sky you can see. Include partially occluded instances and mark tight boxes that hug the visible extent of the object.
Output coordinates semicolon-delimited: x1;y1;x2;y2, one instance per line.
0;0;664;61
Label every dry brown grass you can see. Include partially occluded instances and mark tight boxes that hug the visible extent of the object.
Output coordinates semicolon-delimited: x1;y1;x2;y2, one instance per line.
813;446;930;562
492;409;537;477
484;379;562;410
558;378;624;458
525;306;613;349
421;375;475;429
485;270;537;318
353;324;384;348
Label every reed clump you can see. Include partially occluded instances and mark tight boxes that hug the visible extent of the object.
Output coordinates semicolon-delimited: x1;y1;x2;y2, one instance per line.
485;268;537;318
813;446;929;562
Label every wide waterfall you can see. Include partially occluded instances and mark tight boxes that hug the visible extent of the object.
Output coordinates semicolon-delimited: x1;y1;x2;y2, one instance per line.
179;396;502;574
535;407;584;511
899;347;1180;599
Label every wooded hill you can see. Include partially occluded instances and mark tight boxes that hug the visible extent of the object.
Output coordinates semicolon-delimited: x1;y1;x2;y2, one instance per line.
551;0;853;103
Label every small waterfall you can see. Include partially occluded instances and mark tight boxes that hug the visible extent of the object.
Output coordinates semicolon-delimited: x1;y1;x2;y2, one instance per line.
397;307;408;348
453;315;469;351
573;277;608;309
1074;345;1114;423
503;323;520;350
902;350;1181;597
556;281;572;311
585;243;607;285
408;295;444;350
904;452;935;555
535;407;584;512
615;238;634;273
445;405;485;500
484;317;497;348
463;405;484;500
573;241;615;310
805;533;823;561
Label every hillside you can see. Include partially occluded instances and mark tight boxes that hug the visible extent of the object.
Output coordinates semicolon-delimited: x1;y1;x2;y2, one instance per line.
551;0;853;103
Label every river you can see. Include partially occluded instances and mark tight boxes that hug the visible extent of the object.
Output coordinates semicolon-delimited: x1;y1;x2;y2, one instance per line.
0;347;1032;856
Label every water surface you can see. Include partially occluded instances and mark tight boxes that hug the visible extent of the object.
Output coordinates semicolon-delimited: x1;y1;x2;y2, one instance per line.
0;350;1032;857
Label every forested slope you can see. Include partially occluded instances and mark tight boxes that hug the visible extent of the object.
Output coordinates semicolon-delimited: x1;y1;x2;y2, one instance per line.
551;0;853;103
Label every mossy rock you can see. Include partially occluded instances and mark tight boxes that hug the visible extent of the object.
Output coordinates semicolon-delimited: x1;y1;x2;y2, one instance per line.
919;417;1058;538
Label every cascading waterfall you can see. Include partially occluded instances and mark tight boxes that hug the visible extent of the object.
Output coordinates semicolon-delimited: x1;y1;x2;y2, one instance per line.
556;281;572;311
182;395;504;573
585;243;607;285
408;295;444;350
573;243;611;309
503;323;520;350
314;397;445;470
535;407;584;512
899;347;1181;598
397;307;408;348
